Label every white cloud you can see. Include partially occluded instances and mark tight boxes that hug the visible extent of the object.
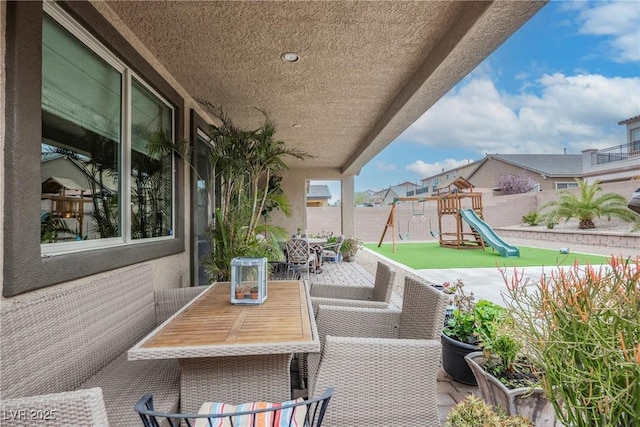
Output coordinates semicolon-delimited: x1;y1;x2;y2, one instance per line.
375;161;396;172
577;1;640;62
399;72;640;156
406;159;474;178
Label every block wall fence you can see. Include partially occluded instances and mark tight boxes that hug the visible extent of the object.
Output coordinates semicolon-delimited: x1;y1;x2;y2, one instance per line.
306;181;639;250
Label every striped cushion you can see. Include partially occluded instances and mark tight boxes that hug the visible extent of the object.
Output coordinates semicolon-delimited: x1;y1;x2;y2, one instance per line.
195;398;307;427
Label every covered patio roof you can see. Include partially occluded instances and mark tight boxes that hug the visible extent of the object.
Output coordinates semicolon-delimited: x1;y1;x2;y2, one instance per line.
102;1;546;175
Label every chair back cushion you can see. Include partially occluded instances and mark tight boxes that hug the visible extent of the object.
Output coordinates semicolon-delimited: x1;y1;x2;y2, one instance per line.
195;398;306;427
0;264;156;398
398;277;448;340
370;262;396;302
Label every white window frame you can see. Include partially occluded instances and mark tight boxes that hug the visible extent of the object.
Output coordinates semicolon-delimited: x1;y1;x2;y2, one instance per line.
41;2;175;257
555;182;579;190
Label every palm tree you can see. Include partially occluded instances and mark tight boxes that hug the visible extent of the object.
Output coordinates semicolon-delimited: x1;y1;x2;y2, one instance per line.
541;179;638;229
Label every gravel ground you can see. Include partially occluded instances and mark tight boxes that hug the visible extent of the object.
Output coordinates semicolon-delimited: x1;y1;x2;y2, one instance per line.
506;217;638;234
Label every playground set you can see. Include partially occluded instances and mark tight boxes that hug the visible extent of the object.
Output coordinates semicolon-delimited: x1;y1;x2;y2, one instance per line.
378;178;519;257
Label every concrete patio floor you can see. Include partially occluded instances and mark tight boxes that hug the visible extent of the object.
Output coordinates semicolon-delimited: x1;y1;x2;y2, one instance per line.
309;236;637;425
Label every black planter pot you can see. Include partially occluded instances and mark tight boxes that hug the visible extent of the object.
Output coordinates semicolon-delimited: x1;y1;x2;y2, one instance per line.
440;332;480;385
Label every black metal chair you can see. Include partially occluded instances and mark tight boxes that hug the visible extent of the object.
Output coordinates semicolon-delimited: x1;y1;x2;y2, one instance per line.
268;261;302;281
134;387;334;427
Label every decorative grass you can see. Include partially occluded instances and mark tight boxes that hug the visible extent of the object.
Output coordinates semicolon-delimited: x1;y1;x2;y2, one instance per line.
364;242;610;270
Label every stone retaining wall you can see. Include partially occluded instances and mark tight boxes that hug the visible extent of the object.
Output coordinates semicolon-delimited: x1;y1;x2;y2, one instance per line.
495;227;639;250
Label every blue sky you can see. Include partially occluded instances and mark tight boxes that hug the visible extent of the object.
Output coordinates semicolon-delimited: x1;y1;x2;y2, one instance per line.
315;0;639;202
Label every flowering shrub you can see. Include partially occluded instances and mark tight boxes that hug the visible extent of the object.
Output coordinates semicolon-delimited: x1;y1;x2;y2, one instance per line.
503;256;640;426
495;171;539;194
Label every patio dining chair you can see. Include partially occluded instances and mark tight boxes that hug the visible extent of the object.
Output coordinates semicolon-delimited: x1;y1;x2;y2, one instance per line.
305;276;449;426
268;261;302;281
285;238;316;281
135;387;334;427
309;261;397;314
320;235;345;263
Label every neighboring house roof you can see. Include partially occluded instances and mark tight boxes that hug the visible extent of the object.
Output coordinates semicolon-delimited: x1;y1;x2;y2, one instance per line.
307;184;331;200
618;115;640;125
470;154;583;178
420;159;483;183
388;183;415;196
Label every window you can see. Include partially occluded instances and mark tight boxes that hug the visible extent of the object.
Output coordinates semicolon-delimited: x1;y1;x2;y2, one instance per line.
40;6;174;253
631;128;640;152
556;182;579;190
3;1;184;297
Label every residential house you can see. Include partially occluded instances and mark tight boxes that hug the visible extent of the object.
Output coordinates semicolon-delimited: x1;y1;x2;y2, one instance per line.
1;0;546;299
581;115;640;183
466;154;584;192
377;182;421;205
418;159;482;195
307;185;332;208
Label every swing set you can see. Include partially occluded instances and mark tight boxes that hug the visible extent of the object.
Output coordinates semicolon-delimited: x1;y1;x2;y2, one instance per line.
397;201;426;240
378;178;484;253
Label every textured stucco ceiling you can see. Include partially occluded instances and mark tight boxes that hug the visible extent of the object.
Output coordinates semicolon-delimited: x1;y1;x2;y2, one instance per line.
103;0;546;174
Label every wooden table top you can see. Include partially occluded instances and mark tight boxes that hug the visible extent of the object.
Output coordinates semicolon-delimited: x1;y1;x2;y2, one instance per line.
128;281;319;360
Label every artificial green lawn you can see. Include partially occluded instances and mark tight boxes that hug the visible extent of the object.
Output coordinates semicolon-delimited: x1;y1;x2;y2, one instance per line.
364;242;609;270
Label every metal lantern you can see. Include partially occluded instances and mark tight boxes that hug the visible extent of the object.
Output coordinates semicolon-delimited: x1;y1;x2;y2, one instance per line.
230;257;268;305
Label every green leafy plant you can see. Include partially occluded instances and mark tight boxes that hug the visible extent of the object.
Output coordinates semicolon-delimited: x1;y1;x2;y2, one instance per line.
446;395;533;427
540;179;637;229
503;256;640;426
340;237;362;257
521;211;542;226
442;280;506;345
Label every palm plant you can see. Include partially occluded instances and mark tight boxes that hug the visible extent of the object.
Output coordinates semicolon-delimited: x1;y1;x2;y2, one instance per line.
541;179;638;229
201;103;311;241
148;103;312;281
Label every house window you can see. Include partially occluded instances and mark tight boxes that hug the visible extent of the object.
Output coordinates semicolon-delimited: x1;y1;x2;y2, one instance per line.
40;6;174;253
631;128;640;152
555;182;579;190
3;1;185;297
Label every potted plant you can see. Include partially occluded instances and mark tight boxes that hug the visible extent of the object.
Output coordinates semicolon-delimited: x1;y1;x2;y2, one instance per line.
340;237;362;262
501;256;640;426
446;394;533;427
463;324;558;426
250;285;259;299
440;279;506;385
235;285;246;299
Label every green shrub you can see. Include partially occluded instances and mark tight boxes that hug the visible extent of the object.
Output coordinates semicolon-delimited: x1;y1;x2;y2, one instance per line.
521;211;542;226
446;395;533;426
505;256;640;426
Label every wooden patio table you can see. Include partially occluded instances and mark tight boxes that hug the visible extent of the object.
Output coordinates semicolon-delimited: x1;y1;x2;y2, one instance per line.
128;280;319;413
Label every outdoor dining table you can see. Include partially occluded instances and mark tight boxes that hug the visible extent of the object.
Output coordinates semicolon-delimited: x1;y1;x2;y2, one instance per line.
128;280;319;414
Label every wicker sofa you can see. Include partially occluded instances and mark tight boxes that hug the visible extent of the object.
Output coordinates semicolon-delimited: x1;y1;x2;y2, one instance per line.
0;263;207;426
